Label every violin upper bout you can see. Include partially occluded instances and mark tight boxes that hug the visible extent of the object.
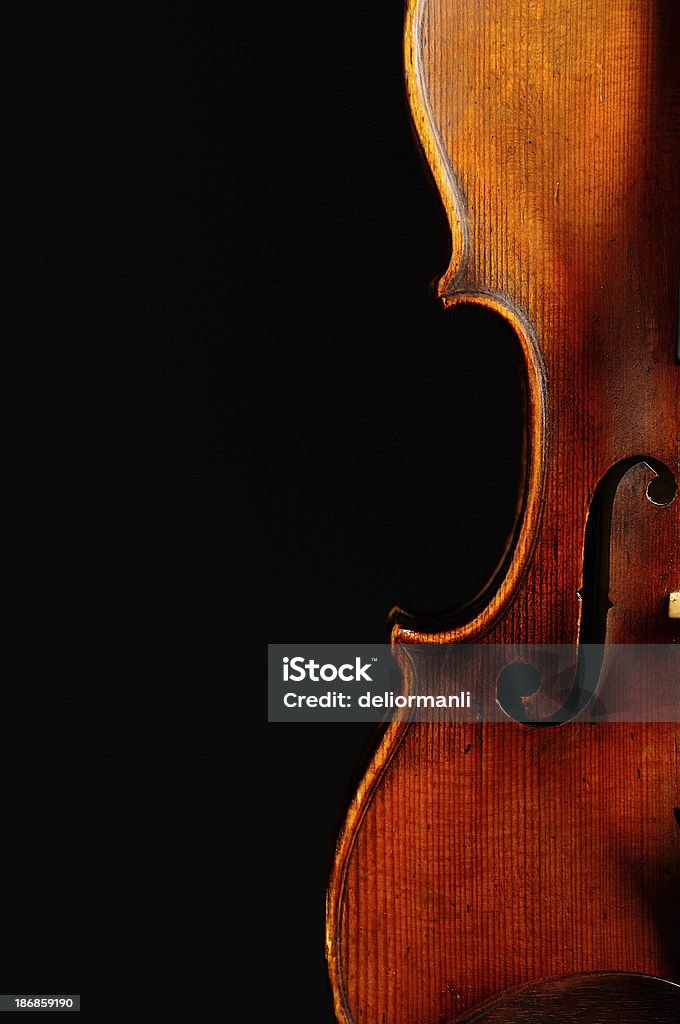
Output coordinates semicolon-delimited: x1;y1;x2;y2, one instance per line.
404;0;469;297
405;0;680;309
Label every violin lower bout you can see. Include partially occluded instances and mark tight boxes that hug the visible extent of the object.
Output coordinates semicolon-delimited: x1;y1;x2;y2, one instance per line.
327;721;680;1024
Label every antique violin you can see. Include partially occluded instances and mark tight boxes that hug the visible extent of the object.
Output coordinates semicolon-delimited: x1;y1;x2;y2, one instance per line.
326;1;679;1021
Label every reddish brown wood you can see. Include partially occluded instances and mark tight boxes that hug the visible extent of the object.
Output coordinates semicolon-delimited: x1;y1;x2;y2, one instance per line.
326;2;680;1023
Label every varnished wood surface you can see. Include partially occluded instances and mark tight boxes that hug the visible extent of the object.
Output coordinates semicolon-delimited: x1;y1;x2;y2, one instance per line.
327;2;679;1024
456;973;680;1022
329;719;679;1023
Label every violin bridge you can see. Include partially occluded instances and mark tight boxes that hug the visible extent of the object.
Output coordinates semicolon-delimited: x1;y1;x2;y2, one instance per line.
669;592;680;619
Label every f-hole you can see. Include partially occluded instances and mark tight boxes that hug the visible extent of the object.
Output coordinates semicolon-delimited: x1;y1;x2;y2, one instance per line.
578;456;676;645
497;456;676;724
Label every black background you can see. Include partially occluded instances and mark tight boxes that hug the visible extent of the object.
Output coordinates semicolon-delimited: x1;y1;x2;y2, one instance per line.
7;3;522;1011
259;6;523;1022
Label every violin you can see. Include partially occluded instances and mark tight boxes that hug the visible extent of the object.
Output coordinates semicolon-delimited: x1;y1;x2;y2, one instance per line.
326;1;680;1021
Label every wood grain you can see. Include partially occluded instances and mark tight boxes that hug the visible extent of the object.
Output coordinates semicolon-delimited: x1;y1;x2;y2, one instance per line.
326;2;679;1024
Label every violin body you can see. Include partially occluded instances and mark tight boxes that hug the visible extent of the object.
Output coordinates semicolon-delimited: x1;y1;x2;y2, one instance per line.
326;2;680;1022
